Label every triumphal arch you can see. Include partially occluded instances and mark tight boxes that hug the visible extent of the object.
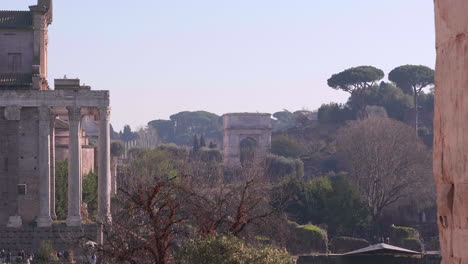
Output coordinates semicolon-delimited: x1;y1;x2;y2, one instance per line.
223;113;272;167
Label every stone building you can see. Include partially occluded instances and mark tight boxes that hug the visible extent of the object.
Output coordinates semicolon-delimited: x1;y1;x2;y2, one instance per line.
223;113;272;168
0;0;112;232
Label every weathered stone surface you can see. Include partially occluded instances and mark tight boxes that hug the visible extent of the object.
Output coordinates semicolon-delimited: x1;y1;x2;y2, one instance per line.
434;1;468;263
223;113;272;168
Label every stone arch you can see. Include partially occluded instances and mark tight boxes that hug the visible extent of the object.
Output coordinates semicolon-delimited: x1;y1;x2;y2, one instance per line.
223;113;272;168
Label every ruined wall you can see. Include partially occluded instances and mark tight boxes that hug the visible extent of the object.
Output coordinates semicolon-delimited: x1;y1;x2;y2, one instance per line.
0;30;34;74
434;1;468;263
0;107;40;226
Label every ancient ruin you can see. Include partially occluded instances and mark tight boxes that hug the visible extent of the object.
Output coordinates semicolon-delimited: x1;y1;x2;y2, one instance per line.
0;0;111;230
434;1;468;263
222;113;272;167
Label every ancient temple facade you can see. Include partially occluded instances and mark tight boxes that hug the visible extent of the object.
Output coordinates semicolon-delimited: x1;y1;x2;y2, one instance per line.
0;0;111;228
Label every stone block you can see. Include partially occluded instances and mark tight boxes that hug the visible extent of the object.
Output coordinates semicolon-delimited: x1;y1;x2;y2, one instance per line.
4;106;21;121
6;216;22;228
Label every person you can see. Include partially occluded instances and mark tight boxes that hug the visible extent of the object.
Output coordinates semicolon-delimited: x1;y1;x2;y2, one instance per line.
5;250;11;264
91;253;97;264
1;249;5;263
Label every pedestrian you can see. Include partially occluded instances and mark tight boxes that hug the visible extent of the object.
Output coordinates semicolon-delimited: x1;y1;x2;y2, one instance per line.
0;249;5;263
91;253;97;264
6;250;11;264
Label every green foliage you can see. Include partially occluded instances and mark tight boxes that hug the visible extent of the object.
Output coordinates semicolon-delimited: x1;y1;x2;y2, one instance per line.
389;226;424;252
359;82;413;121
35;240;59;262
122;124;136;142
388;65;434;94
265;154;304;181
55;161;68;220
193;135;200;153
200;135;206;147
198;147;222;163
176;235;293;264
287;221;328;255
272;110;296;131
83;171;98;218
110;141;124;157
327;66;384;93
271;135;303;158
280;173;370;236
317;103;354;124
126;148;179;181
330;236;370;253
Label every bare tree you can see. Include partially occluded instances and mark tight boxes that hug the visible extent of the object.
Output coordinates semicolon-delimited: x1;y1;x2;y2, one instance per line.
336;117;433;222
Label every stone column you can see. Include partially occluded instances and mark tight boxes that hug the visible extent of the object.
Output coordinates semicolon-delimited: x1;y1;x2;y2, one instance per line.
36;106;53;227
434;1;468;263
66;106;82;226
97;107;112;243
50;114;57;220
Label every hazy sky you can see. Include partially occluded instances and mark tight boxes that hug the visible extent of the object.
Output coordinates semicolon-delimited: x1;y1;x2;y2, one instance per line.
4;1;435;131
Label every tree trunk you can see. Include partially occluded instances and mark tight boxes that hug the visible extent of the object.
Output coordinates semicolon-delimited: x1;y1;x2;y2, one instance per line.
434;1;468;263
413;89;419;134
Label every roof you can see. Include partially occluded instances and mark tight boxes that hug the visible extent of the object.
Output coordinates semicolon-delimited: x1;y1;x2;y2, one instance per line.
0;11;33;29
343;243;420;256
0;73;32;89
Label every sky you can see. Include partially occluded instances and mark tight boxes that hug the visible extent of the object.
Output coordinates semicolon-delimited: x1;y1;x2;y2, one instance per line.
4;1;436;131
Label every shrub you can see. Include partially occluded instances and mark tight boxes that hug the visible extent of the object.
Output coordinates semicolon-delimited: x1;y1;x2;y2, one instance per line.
35;240;59;262
286;221;328;255
389;226;424;252
330;236;370;253
176;235;293;264
271;135;303;158
265;154;304;181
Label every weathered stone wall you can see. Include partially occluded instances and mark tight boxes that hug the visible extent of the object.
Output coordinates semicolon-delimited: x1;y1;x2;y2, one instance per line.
434;1;468;263
0;224;97;252
0;29;34;74
17;107;40;224
223;113;272;167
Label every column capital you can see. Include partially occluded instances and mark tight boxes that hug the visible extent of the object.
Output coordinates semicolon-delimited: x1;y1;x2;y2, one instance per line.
4;105;21;121
38;106;51;121
67;106;81;121
98;106;111;121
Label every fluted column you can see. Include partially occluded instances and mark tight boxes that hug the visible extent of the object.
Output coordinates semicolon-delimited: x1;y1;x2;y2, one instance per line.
66;106;82;226
36;106;53;227
50;114;57;220
97;107;111;243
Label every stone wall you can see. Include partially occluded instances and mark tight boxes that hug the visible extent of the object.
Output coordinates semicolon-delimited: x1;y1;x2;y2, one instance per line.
434;1;468;263
0;107;41;226
0;224;97;252
0;29;34;74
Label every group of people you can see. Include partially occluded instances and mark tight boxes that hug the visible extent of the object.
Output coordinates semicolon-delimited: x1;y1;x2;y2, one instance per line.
0;249;33;264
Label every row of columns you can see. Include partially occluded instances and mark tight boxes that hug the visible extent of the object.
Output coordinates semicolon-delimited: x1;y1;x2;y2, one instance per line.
35;106;111;227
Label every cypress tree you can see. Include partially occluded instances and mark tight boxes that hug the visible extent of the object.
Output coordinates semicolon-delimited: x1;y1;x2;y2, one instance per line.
193;135;200;152
200;135;206;147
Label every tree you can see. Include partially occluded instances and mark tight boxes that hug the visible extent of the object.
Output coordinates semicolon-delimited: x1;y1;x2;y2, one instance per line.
110;141;124;157
271;135;303;158
176;235;293;264
327;66;384;119
336;118;433;223
357;82;413;121
121;125;135;142
278;173;370;236
317;103;353;124
388;65;434;132
199;135;206;147
193;135;200;153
